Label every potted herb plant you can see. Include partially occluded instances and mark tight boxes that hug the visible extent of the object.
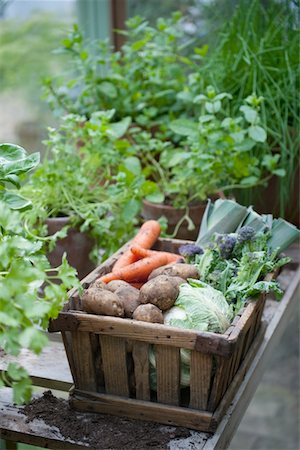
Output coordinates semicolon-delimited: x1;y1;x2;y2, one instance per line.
43;13;197;136
0;143;80;404
133;88;283;239
21;111;159;279
193;0;299;224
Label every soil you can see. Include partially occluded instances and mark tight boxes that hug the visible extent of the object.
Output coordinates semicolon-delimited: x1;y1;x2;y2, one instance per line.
22;390;191;449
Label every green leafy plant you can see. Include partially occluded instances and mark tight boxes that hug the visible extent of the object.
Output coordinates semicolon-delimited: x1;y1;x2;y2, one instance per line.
132;88;281;208
196;0;299;216
43;13;197;132
0;201;80;404
21;112;159;260
0;143;40;210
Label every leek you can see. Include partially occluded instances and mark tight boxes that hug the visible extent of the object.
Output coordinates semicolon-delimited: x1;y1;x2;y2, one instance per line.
268;218;300;255
196;198;248;246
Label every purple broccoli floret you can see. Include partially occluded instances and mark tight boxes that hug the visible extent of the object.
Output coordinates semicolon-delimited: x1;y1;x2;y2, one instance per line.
179;244;204;258
237;226;256;243
215;233;237;259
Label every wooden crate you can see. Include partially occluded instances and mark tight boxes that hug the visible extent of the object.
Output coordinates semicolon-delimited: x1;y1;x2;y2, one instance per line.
49;238;269;432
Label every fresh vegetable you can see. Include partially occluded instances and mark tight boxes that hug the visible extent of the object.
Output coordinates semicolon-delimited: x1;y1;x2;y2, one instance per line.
140;275;185;311
196;198;300;254
106;280;132;292
133;304;164;324
164;282;233;334
194;228;290;313
99;253;172;283
82;288;125;317
112;220;161;272
148;263;199;281
130;244;183;264
114;285;141;318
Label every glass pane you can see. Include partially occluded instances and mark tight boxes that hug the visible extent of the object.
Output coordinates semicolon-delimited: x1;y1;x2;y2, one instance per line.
0;0;76;153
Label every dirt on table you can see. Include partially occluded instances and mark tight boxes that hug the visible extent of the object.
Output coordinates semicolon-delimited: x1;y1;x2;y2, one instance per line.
22;390;191;450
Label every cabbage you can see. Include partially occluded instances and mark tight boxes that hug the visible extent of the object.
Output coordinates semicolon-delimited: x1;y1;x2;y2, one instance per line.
164;281;233;334
149;282;233;388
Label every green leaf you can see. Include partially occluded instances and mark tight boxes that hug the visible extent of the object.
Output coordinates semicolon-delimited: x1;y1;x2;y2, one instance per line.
0;312;19;327
13;377;33;404
194;44;209;56
19;328;49;354
122;199;140;221
166;151;190;168
240;105;258;123
248;125;267;142
98;81;117;99
145;191;165;203
240;176;259;185
272;168;286;177
2;191;32;210
169;119;198;138
123;156;141;176
108;117;131;139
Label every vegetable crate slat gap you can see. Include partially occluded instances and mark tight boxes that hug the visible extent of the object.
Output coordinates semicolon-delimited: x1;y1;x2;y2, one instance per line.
49;238;269;432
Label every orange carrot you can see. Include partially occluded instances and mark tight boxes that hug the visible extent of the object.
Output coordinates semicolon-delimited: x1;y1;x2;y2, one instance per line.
130;244;183;264
100;253;170;284
112;220;161;273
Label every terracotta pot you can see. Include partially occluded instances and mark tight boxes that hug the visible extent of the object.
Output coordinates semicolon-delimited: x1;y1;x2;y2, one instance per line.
141;200;208;240
46;217;96;280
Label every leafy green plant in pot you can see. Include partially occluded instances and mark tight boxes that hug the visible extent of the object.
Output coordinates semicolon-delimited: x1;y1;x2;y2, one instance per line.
134;87;283;240
43;13;199;137
21;111;159;278
0;143;80;404
193;0;299;223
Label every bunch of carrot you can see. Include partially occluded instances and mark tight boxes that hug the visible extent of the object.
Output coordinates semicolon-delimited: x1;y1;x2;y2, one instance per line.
99;220;182;286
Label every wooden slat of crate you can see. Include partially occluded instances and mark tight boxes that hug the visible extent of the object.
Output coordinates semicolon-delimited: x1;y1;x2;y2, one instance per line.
70;389;214;432
156;345;180;406
189;351;213;410
49;312;234;357
100;335;129;397
132;342;151;401
207;356;232;412
70;332;97;391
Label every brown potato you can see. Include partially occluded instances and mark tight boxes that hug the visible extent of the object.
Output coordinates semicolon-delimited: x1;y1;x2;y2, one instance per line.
90;279;107;290
148;263;199;280
82;287;124;317
139;275;182;311
106;280;132;292
133;304;164;324
115;286;141;318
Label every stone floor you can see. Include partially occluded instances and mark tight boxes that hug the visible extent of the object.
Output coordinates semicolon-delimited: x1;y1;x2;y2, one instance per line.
230;311;299;450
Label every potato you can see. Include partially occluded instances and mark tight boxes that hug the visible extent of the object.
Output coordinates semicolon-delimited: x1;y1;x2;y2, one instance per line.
115;286;141;318
106;280;132;292
139;275;182;311
133;304;164;324
148;263;199;280
82;287;124;317
90;279;107;290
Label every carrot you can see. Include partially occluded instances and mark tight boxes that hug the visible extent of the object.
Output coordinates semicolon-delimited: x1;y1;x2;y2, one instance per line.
112;220;161;273
130;244;183;264
100;253;170;284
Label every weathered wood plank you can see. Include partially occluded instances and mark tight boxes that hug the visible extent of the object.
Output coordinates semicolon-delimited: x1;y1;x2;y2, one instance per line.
71;332;97;391
71;389;214;432
156;345;180;406
0;340;72;392
49;313;233;356
207;356;232;412
100;335;129;397
189;351;213;410
132;341;151;401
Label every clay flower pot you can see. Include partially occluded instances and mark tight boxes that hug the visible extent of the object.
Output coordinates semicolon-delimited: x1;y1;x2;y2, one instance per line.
141;200;209;241
46;217;96;280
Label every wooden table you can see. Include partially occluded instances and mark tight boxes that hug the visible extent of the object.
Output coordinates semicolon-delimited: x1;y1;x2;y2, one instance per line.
1;243;299;450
